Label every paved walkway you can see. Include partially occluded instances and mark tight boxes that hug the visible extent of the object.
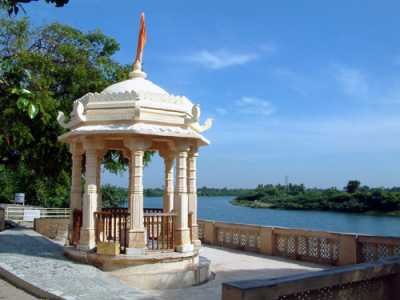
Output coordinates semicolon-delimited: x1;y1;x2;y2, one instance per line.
0;278;37;300
0;228;148;300
0;228;324;300
150;246;324;300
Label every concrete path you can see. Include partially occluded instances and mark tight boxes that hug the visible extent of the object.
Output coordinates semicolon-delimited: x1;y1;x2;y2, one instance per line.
148;246;324;300
0;228;149;300
0;278;37;300
0;228;324;300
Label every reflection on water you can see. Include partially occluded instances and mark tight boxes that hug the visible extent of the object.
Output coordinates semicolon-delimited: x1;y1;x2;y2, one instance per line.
141;196;400;237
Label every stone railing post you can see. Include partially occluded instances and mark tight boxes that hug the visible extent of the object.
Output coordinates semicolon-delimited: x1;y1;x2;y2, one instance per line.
338;234;358;265
203;221;216;245
259;226;274;256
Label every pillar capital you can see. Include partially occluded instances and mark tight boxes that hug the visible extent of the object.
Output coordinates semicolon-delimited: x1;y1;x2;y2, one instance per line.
122;148;131;161
123;137;151;151
159;148;175;160
175;140;191;153
69;143;84;156
189;145;199;156
82;138;105;151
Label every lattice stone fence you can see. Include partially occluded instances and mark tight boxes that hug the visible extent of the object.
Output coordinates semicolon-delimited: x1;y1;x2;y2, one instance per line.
222;256;400;300
198;219;400;266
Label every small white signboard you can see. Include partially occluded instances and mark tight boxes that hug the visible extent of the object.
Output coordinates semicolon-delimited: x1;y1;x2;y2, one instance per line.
15;193;25;205
23;209;41;222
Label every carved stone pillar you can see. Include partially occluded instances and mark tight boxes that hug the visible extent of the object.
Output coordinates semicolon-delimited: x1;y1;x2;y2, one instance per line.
174;142;193;252
122;149;131;213
124;138;150;254
79;139;103;250
96;151;104;211
188;146;200;247
161;152;174;212
69;143;83;211
69;143;83;246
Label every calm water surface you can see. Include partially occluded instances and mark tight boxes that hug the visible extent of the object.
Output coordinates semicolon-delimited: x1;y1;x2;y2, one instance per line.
142;196;400;237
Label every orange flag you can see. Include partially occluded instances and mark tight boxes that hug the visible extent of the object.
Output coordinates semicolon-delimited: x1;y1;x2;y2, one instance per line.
134;12;147;66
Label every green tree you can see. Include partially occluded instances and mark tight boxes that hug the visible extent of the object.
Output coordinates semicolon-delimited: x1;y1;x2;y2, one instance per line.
1;0;69;15
0;17;139;206
101;184;127;208
345;180;361;194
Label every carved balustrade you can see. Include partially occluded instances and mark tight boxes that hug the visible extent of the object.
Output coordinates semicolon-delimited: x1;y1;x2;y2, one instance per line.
198;219;400;266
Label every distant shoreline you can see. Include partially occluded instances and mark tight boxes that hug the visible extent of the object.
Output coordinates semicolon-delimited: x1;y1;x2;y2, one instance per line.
230;199;400;217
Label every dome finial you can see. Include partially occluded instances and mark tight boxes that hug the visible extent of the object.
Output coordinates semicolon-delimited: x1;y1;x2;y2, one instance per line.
129;12;147;79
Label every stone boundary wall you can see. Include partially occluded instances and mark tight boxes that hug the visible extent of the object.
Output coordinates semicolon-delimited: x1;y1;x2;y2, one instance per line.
0;208;4;231
222;256;400;300
198;219;400;266
34;218;70;242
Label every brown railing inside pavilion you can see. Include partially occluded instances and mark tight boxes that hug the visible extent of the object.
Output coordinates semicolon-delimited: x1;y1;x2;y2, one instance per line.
92;207;175;253
94;210;129;254
144;211;176;250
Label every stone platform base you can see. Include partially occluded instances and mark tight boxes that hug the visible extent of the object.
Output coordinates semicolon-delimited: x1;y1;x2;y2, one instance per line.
64;247;212;289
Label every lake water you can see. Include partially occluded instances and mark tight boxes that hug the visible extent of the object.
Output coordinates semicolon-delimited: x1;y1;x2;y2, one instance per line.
142;196;400;237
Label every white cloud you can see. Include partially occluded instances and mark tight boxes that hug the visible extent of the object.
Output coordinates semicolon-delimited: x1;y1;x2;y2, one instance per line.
215;108;228;115
394;55;400;66
274;68;311;96
186;50;258;70
236;97;276;116
259;42;278;55
334;65;369;97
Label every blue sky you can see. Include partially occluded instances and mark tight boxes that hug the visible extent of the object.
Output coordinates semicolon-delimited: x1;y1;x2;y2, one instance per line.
25;0;400;188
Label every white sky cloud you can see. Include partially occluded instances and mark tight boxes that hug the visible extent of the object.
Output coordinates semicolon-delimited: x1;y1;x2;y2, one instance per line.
394;55;400;66
259;42;278;55
186;49;258;69
334;65;369;97
236;97;276;116
215;107;228;115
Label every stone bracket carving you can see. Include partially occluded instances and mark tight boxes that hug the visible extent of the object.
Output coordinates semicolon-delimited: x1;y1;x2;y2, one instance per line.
57;100;87;129
186;104;213;133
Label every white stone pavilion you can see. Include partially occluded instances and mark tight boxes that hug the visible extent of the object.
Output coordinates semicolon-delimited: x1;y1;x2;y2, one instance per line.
57;13;212;257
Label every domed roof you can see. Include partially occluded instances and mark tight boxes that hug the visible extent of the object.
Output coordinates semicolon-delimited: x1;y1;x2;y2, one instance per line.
102;76;168;95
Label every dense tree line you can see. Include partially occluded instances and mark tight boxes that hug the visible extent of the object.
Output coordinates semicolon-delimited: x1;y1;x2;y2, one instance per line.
233;181;400;215
101;185;251;207
1;0;68;15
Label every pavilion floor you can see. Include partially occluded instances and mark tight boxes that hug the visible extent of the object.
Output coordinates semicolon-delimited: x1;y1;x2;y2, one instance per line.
0;228;325;300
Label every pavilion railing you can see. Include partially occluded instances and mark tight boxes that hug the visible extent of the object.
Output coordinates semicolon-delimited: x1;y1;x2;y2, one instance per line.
189;212;193;241
94;210;129;254
198;219;400;266
102;207;163;214
144;208;163;214
144;212;176;251
102;207;128;214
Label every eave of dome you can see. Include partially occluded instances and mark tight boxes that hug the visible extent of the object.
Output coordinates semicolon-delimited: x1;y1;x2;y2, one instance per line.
58;123;210;146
